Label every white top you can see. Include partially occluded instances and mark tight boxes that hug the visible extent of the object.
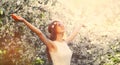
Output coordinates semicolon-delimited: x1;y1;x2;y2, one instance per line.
49;41;73;65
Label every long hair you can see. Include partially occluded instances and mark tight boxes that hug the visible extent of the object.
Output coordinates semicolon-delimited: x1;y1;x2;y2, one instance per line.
48;21;59;40
48;20;58;33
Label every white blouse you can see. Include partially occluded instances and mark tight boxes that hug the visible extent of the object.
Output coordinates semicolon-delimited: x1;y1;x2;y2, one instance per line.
49;41;73;65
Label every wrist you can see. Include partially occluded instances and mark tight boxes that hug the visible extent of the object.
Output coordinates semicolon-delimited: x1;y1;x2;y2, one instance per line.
20;18;26;22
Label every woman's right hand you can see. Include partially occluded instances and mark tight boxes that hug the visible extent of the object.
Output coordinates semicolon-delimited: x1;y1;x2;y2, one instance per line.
11;14;25;22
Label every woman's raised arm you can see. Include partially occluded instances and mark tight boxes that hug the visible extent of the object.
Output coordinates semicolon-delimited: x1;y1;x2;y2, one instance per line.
65;24;85;43
11;14;54;49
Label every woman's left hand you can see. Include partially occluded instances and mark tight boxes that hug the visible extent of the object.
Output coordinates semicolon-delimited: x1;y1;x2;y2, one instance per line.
11;14;25;22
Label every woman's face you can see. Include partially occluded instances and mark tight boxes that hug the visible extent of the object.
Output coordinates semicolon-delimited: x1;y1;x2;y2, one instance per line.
52;22;65;34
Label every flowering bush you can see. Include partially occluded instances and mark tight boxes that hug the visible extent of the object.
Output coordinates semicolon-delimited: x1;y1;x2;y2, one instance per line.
0;0;120;65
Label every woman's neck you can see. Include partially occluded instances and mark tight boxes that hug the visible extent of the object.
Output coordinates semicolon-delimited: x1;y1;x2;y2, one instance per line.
56;33;64;42
50;33;64;42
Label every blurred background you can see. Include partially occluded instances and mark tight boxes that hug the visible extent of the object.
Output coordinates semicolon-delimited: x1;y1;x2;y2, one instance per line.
0;0;120;65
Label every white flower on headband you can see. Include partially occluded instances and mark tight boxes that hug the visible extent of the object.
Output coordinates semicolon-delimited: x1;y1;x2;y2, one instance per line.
51;25;54;28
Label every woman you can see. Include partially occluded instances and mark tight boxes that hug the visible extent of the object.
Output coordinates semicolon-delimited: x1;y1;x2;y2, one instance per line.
11;14;85;65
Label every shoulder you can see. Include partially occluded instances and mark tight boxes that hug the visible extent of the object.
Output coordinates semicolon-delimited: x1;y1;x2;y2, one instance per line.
47;40;57;52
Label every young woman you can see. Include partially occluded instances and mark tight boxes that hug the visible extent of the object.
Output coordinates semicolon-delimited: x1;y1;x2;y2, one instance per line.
11;14;85;65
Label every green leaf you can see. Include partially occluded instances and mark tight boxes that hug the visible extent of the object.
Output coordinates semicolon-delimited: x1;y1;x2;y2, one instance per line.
0;19;2;25
0;10;3;15
34;57;44;65
40;13;45;19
